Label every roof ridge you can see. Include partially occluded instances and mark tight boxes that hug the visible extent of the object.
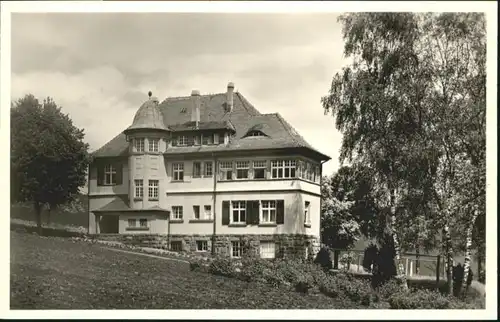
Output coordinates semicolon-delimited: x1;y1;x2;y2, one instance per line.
235;92;260;115
274;112;299;146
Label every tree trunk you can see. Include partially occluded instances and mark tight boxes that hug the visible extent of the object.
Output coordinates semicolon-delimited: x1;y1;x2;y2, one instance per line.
34;201;43;236
443;224;453;295
390;188;408;290
415;245;421;275
477;255;483;283
461;207;479;298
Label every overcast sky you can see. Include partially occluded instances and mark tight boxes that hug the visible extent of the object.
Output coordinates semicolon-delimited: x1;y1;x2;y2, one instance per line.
11;13;347;175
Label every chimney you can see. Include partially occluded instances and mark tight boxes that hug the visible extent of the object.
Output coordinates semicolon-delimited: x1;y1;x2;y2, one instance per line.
191;89;201;127
226;82;234;112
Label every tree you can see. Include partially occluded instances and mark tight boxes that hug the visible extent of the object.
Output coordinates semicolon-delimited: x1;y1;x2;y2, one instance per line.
322;13;485;293
11;94;90;235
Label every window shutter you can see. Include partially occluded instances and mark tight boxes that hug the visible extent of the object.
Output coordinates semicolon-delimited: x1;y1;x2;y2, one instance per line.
266;161;271;179
115;163;123;185
251;200;260;225
276;199;285;224
97;165;104;186
213;133;219;144
232;162;236;180
222;201;230;225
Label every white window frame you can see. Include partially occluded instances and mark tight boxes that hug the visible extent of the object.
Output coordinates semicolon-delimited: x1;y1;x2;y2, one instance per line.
260;200;277;224
172;206;183;220
148;138;159;152
231;241;242;258
139;218;148;228
260;242;276;259
134;179;143;198
219;161;233;181
134;138;145;152
253;160;267;179
172;162;184;181
271;160;296;179
104;164;117;185
196;240;208;252
304;201;311;224
235;161;250;179
148;180;159;200
193;162;202;178
204;205;212;220
231;201;246;224
177;135;188;146
204;161;213;177
193;205;200;220
127;219;136;227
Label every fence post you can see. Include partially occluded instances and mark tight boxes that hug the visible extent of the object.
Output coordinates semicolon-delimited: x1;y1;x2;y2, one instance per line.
436;255;441;286
405;258;409;276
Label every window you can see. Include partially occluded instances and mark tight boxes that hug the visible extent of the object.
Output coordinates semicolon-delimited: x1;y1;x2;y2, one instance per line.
231;241;242;258
204;162;213;177
271;160;296;179
260;242;276;259
148;138;159;152
261;200;277;223
204;205;212;219
170;241;183;251
193;135;201;146
177;135;187;146
315;166;320;183
304;201;311;224
104;164;117;185
193;162;202;178
134;179;143;198
172;163;184;181
253;160;266;179
139;218;148;227
148;180;159;200
219;161;233;180
247;130;265;137
236;161;249;179
307;163;313;181
196;240;208;252
301;162;307;179
127;219;136;227
232;201;246;223
193;205;200;220
172;206;183;220
202;133;214;145
134;138;145;152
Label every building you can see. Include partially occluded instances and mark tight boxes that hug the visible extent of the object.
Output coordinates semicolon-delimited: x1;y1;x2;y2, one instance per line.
88;82;330;259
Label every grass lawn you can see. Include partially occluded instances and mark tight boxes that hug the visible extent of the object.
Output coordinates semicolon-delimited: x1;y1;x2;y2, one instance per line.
10;231;365;310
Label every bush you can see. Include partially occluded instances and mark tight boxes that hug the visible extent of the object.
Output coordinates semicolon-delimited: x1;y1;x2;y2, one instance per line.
318;272;372;306
238;257;274;282
313;246;333;270
372;234;397;288
452;263;473;297
388;289;468;309
362;243;378;273
208;257;237;278
376;279;402;300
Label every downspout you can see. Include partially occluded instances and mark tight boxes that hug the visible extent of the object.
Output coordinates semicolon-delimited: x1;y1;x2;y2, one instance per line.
211;152;218;255
319;160;328;247
87;163;91;235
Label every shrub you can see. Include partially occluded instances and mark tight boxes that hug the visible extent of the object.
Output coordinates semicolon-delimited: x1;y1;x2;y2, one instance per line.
238;257;274;282
294;274;315;294
362;243;378;273
208;257;237;278
335;273;372;306
339;252;355;271
452;263;473;297
388;289;465;309
376;279;403;300
274;259;303;284
313;246;333;271
372;234;397;288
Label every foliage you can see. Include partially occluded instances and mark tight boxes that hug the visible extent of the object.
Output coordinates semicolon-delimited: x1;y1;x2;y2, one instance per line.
321;12;486;292
371;234;397;288
313;246;333;270
362;243;378;272
339;251;355;270
376;279;403;300
388;289;476;309
11;94;90;234
238;257;275;283
208;257;237;278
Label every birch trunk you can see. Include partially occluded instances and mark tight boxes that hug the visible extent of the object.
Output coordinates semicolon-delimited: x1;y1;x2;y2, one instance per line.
461;207;479;298
390;188;408;290
443;223;453;295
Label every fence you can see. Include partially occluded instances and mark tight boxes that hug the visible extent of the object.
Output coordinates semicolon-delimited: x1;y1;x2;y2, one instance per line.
330;249;447;281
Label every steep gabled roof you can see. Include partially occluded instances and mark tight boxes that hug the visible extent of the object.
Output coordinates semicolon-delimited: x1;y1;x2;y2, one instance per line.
91;91;330;161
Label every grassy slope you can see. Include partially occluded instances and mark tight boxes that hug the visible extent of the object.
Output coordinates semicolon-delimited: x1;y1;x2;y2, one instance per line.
10;231;365;309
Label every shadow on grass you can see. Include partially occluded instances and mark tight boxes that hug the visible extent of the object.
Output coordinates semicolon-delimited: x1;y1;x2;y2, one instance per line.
10;223;86;238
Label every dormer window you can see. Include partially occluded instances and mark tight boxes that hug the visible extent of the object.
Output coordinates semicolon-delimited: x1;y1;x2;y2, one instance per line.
178;135;187;146
244;130;266;138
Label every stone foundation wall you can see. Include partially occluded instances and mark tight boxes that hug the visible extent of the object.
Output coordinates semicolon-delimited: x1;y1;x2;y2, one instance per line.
93;233;320;259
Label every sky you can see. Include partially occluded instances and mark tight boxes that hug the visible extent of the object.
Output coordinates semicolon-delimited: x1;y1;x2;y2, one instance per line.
11;12;348;176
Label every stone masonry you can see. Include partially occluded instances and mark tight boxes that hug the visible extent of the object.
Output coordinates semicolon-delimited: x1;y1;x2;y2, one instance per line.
93;233;320;260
